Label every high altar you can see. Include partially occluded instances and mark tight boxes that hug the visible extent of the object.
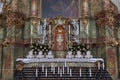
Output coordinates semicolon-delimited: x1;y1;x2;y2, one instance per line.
0;0;120;80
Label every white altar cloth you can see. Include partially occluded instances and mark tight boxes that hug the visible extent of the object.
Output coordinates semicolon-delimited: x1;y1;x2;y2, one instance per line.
16;58;104;64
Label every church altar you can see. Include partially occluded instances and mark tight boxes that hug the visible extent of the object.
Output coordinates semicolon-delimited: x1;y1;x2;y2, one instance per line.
16;58;104;63
16;58;104;68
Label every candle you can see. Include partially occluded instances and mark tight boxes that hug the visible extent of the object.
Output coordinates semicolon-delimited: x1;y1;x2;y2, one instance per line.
31;24;33;35
58;67;60;74
98;62;100;69
77;24;79;35
69;25;70;34
67;67;69;74
45;69;47;77
70;69;72;77
103;63;105;69
60;69;62;77
41;25;42;35
65;61;67;67
37;21;40;36
89;67;91;77
80;68;81;77
63;65;64;74
51;63;53;72
42;64;44;72
36;68;38;77
53;67;55;74
49;25;51;34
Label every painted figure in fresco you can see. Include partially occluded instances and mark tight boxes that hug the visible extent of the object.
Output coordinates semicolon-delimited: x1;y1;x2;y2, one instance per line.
42;0;79;18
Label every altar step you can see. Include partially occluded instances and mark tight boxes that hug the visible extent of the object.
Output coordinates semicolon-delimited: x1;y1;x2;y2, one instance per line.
14;67;112;80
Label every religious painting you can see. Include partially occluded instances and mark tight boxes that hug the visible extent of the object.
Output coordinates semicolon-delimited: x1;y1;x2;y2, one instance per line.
52;25;66;51
42;0;79;18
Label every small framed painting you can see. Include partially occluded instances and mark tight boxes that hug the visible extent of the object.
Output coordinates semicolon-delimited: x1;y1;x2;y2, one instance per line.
42;0;79;18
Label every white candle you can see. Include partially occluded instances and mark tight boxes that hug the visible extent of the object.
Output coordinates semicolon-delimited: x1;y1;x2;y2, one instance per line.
67;67;69;74
36;68;38;77
49;25;51;34
53;67;55;74
60;69;62;77
77;24;79;35
42;64;44;72
37;25;40;35
40;25;42;35
89;68;91;77
30;25;33;45
69;25;70;34
51;63;53;72
45;69;47;77
65;61;67;67
63;65;64;74
58;67;60;74
31;25;33;35
103;63;105;69
98;62;100;69
70;69;72;77
80;68;81;77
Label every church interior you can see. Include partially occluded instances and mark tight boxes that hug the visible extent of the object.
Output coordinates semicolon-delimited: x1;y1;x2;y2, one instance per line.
0;0;120;80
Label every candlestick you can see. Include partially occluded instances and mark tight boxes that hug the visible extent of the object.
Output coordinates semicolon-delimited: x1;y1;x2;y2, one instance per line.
98;62;100;69
60;69;62;77
67;67;69;74
63;65;64;74
89;67;91;77
36;68;38;77
42;64;44;72
65;61;67;67
58;67;60;74
80;68;81;77
45;68;47;77
70;69;72;77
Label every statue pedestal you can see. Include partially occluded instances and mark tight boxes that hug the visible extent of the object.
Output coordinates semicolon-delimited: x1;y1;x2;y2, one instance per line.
54;51;66;58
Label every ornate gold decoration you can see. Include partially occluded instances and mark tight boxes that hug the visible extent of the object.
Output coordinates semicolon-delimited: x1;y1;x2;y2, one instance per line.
111;38;118;47
95;0;117;28
5;11;24;28
1;0;24;28
2;38;10;47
